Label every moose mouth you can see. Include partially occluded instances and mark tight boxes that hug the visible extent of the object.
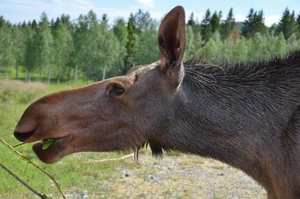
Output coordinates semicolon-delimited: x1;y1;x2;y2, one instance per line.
31;136;69;163
32;138;60;152
41;138;58;150
14;128;71;163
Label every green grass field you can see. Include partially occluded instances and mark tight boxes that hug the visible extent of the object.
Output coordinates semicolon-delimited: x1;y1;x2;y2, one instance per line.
0;79;136;198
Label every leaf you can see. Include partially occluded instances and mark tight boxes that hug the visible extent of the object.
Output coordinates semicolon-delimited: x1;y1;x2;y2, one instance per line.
42;139;56;150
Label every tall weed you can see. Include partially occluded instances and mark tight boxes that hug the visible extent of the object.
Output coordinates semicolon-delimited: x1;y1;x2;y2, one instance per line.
0;79;48;104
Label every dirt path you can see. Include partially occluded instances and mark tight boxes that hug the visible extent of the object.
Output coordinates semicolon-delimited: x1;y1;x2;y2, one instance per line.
67;153;267;199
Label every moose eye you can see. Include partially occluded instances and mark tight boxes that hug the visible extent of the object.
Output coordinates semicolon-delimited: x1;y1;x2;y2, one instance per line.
111;86;124;96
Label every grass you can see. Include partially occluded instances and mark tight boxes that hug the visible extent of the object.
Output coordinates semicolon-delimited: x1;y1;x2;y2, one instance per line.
0;79;48;104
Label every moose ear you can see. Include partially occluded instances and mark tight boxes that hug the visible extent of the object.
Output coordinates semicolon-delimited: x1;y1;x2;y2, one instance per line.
157;6;186;84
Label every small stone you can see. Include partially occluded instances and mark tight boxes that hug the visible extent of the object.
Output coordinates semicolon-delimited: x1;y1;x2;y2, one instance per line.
148;175;155;180
121;170;129;178
217;171;224;176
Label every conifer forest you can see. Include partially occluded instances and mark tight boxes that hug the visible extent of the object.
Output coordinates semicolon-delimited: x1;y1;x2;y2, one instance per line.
0;7;300;83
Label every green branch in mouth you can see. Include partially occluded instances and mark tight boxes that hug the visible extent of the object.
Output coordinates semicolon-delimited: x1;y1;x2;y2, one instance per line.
42;139;57;150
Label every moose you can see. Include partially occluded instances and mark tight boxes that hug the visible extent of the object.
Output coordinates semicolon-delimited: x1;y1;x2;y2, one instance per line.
14;6;300;199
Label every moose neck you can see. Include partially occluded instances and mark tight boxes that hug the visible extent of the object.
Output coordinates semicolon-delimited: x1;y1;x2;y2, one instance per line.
155;64;299;195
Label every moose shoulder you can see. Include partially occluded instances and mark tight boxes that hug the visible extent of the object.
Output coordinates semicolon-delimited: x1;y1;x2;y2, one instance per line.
14;6;300;199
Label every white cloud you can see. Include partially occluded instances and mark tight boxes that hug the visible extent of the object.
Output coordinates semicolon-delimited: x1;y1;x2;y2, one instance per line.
134;0;155;8
264;15;281;26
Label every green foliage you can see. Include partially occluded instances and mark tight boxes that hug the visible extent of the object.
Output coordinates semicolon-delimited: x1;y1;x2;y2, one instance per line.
221;8;235;40
186;15;203;60
36;13;54;80
0;7;300;83
210;11;222;34
0;22;15;73
273;32;287;58
185;26;196;60
52;20;73;83
242;8;266;39
124;14;139;73
132;9;155;33
287;33;300;52
232;37;248;63
134;9;159;65
113;18;128;73
277;8;298;40
201;9;213;42
73;11;122;81
136;28;158;65
23;24;37;77
200;31;221;61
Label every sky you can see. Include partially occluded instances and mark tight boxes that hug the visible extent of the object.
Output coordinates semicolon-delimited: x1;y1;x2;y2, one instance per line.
0;0;299;27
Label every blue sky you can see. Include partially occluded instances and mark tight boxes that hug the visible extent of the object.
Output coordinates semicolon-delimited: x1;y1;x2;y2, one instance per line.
0;0;299;26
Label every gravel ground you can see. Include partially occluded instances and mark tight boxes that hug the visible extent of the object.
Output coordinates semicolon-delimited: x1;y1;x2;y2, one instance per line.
66;152;267;199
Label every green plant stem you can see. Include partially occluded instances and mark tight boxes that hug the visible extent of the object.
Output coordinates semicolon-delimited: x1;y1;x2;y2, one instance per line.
13;142;26;147
0;138;66;199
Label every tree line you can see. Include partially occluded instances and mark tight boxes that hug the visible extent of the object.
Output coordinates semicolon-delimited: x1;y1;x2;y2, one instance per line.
0;7;299;83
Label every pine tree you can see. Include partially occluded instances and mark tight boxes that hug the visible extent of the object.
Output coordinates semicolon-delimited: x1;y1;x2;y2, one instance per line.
277;8;298;40
187;13;196;26
133;9;154;33
201;9;212;42
124;13;139;74
0;16;6;27
186;12;203;52
113;18;128;74
31;20;38;30
60;14;73;31
210;11;222;34
221;8;236;40
242;9;266;39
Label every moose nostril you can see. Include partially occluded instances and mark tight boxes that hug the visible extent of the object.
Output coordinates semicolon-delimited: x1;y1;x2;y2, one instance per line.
14;129;36;142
